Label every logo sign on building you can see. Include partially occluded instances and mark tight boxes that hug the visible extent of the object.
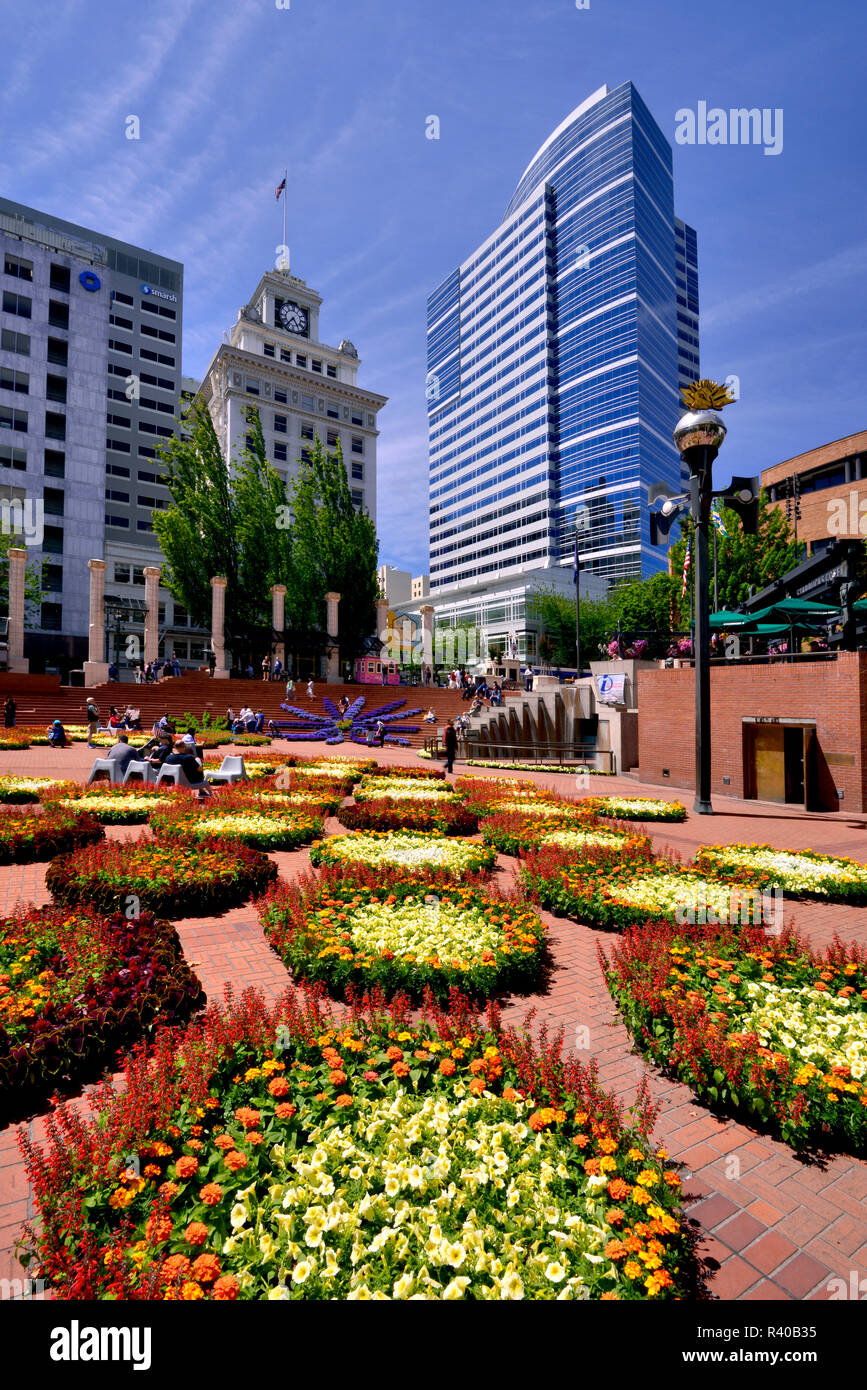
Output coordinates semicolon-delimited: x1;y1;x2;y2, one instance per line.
141;283;178;304
596;673;626;705
79;270;101;292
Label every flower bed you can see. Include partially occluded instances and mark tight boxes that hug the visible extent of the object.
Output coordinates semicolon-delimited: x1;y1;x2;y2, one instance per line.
0;776;77;804
0;733;32;751
17;988;691;1300
588;797;688;823
50;786;179;824
353;775;460;804
694;843;867;905
338;798;479;836
203;753;299;780
465;760;615;776
369;764;446;781
519;844;744;931
293;757;377;779
252;787;342;817
0;905;204;1121
603;920;867;1150
0;805;104;864
46;837;277;918
260;869;545;1001
310;830;497;879
150;801;323;852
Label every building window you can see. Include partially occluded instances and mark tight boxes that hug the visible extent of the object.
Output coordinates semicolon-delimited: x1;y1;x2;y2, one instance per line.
46;337;67;366
49;264;71;293
0;447;26;470
41;602;62;630
300;448;312;463
301;422;314;441
274;388;288;404
263;342;275;358
274;414;287;434
137;519;153;532
43;487;64;517
43;525;63;555
172;640;188;659
109;313;133;330
326;430;339;448
0;368;28;394
106;463;130;478
351;461;364;480
326;402;339;419
246;378;260;396
106;437;131;452
44;449;65;478
280;349;292;363
274;442;287;461
1;329;29;355
300;393;314;411
105;513;130;529
2;291;32;319
46;375;67;404
311;359;322;374
105;488;129;503
4;254;33;281
112;290;134;306
114;564;131;583
326;363;337;379
48;300;69;330
351;489;364;508
44;564;63;591
108;338;133;354
0;406;27;432
296;353;307;368
351;412;364;426
351;436;364;454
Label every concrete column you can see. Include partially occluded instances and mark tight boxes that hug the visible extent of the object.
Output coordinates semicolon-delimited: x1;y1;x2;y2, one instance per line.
325;590;341;683
420;604;434;669
144;566;160;666
271;583;286;671
83;558;108;685
210;576;230;679
375;596;390;662
6;548;28;673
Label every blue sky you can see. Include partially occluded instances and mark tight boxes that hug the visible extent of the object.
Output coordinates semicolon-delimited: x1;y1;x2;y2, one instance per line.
2;0;865;576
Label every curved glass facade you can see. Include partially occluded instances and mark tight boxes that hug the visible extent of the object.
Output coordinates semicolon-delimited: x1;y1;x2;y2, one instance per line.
426;81;699;592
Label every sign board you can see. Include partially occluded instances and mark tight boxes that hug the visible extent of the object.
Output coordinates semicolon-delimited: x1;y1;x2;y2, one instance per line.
595;673;626;705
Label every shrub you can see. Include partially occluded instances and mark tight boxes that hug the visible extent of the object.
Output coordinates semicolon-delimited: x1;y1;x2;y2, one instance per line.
338;799;479;836
0;805;104;864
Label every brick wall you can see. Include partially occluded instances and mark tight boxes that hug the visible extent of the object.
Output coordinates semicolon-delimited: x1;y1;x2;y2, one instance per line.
638;652;867;811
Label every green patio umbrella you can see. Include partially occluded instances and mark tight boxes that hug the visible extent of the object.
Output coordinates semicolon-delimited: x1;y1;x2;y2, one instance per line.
709;609;752;628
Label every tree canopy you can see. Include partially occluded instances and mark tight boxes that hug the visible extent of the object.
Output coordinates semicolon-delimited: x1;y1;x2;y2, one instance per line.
668;489;801;618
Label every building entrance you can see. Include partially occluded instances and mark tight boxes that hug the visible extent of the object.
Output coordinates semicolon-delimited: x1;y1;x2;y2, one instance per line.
743;719;816;808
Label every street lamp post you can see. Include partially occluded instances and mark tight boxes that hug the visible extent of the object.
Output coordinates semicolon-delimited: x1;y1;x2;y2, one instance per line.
673;407;728;816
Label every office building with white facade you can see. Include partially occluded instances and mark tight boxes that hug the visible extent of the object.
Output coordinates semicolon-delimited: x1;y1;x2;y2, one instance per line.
0;197;185;672
425;81;699;656
197;268;386;523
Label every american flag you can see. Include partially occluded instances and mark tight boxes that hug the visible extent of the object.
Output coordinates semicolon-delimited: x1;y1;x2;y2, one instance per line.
681;539;691;598
275;176;286;201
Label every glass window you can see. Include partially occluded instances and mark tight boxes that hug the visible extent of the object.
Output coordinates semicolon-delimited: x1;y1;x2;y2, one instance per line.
4;255;33;281
0;406;27;432
41;602;62;630
43;525;63;554
46;374;66;404
2;291;32;318
44;450;65;478
274;414;287;433
326;431;339;448
246;378;260;395
274;442;287;461
46;337;67;366
0;368;28;394
311;359;322;373
351;461;363;480
301;422;314;440
114;564;131;583
1;329;29;355
47;301;69;330
43;487;64;517
0;447;26;470
274;388;287;404
351;436;364;454
326;363;337;379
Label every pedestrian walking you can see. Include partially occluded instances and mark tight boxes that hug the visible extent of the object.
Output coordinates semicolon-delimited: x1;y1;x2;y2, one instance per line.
85;698;100;747
444;719;457;774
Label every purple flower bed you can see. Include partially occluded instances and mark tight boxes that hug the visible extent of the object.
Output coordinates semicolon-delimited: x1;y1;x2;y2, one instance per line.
268;697;422;746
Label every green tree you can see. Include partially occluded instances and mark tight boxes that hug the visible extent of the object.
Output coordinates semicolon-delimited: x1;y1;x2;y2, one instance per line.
527;585;580;667
669;490;801;619
0;533;45;622
289;436;379;657
607;572;677;636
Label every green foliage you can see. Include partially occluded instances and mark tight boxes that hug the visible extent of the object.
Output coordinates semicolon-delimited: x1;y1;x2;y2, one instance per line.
669;489;801;617
289;436;379;658
607;572;677;636
0;533;46;623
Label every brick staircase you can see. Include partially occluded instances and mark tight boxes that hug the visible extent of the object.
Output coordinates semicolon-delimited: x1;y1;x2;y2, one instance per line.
0;673;517;749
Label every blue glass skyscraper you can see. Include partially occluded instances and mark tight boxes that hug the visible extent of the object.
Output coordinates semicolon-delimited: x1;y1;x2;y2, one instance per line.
426;82;699;597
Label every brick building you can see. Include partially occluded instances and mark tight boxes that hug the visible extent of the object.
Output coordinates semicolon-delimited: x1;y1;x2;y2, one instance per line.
763;429;867;559
637;652;867;812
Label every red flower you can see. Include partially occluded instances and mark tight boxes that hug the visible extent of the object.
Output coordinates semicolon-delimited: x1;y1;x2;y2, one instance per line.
268;1077;290;1097
174;1156;199;1179
200;1183;223;1206
184;1222;209;1247
275;1102;297;1120
224;1150;248;1172
213;1274;240;1300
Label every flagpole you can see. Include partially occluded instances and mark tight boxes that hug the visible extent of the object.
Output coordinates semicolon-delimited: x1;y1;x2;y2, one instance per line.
282;167;287;265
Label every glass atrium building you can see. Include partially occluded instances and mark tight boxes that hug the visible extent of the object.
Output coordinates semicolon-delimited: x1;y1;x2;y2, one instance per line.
426;81;699;596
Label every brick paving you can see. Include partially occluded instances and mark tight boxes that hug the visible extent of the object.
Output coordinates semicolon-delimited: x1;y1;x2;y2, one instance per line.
1;738;866;1300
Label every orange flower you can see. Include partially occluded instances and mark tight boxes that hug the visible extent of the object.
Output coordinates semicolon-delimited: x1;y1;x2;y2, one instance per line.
583;1158;601;1176
468;1059;486;1075
144;1164;161;1178
181;1280;204;1300
502;1087;520;1102
469;1078;485;1094
200;1183;223;1206
607;1178;631;1201
268;1077;290;1097
275;1102;297;1120
158;1181;179;1201
184;1222;209;1247
245;1132;264;1146
213;1274;240;1301
224;1150;248;1172
191;1253;221;1284
335;1094;353;1107
174;1156;199;1180
439;1059;456;1077
214;1134;235;1151
392;1061;410;1078
604;1240;627;1259
160;1253;190;1282
329;1069;348;1085
386;1046;403;1061
145;1213;173;1244
234;1107;261;1130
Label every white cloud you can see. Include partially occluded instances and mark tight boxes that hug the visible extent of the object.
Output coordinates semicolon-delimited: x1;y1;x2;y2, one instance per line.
702;240;867;329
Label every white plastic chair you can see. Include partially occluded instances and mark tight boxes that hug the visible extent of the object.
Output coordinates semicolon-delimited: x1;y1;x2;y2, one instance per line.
155;762;194;789
87;758;123;785
204;756;247;785
122;759;156;786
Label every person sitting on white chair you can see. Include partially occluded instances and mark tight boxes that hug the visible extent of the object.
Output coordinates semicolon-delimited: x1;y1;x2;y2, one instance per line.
163;740;212;799
105;732;137;777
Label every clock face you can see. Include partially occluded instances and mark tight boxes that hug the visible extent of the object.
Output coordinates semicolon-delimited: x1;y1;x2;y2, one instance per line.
279;300;308;336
